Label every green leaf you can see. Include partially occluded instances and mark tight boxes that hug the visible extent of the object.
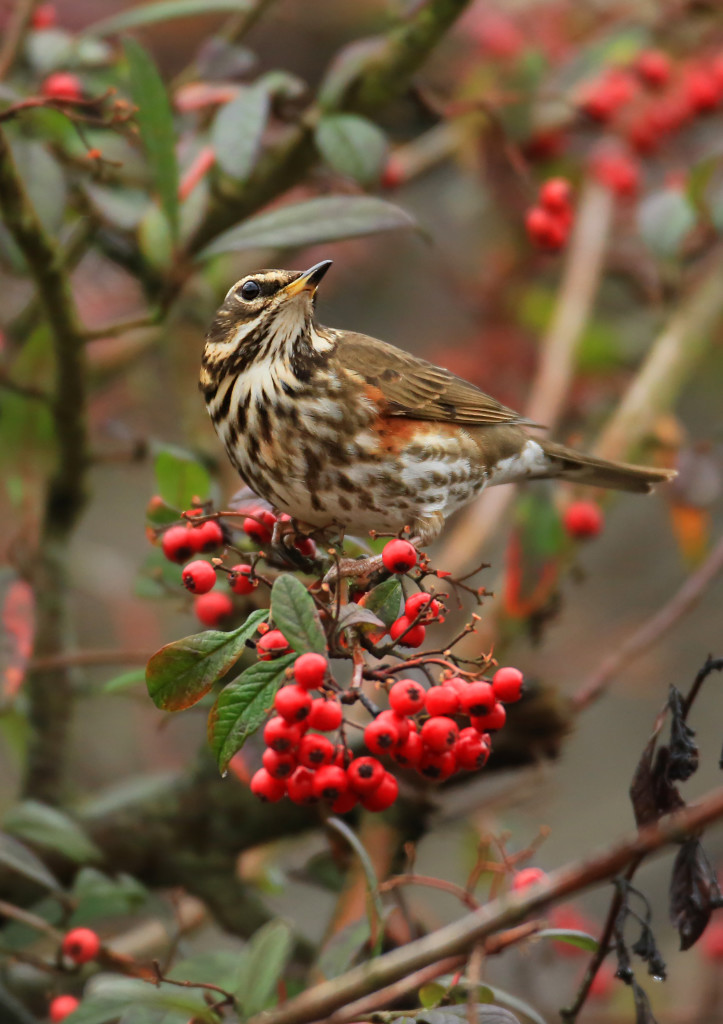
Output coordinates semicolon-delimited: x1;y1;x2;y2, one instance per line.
102;668;147;694
61;978;218;1024
362;576;402;629
154;447;210;509
211;83;270;182
336;603;385;632
146;607;268;711
3;802;101;864
124;38;179;240
536;928;599;952
478;985;546;1024
208;654;295;773
198;195;417;259
327;817;384;955
137;202;175;271
70;868;147;926
1;895;63;951
637;188;696;258
0;832;63;892
419;982;447;1009
315;114;388;186
235;919;293;1015
87;0;250;36
317;915;370;980
270;574;325;654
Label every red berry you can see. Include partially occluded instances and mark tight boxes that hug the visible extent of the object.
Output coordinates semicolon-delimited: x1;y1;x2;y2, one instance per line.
424;685;460;717
389;616;425;648
635;50;671;88
360;771;398;811
347;756;385;795
229;563;257;595
293;652;328;690
263;716;303;753
313;764;349;801
250;767;286;802
579;70;636;121
61;927;100;964
684;66;721;113
421;716;458;753
590;149;640;198
182;559;216;594
388;678;425;716
459;681;495;717
193;519;224;552
418;748;457;780
308;698;342;731
382;539;417;573
377;709;409;744
295;536;317;558
286;766;317;804
194;591;233;627
331;789;358;814
539;177;572;213
364;716;400;755
444;676;468;695
257;629;291;660
455;727;491;770
404;591;441;621
42;72;82;102
492;666;524;703
274;684;311;723
511;866;548;891
701;919;723;961
262;747;296;779
471;701;506;733
161;525;195;563
394;731;423;767
563;500;604;539
380;154;405;189
243;509;276;545
49;996;80;1022
589;963;616;1000
298;733;335;768
32;3;57;29
525;206;568;251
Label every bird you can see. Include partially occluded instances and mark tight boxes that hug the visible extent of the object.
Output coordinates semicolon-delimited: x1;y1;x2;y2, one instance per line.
200;260;676;544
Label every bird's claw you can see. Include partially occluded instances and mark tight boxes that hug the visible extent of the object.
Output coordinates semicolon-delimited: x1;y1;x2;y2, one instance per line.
323;554;385;585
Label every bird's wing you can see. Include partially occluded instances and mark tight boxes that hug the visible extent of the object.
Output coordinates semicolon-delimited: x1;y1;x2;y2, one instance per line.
335;331;536;427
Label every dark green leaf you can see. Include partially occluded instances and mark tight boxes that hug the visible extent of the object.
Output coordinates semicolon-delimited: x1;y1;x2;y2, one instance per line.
317;916;370;979
0;832;62;892
315;114;387;186
198;195;416;259
84;184;149;230
124;38;179;240
336;603;385;632
154;447;210;509
8;140;66;235
61;978;218;1024
212;84;270;182
146;607;268;711
362;577;402;629
70;868;147;926
270;574;326;654
536;928;599;952
87;0;250;36
167;950;240;989
3;802;101;864
1;896;63;951
209;654;295;773
235;920;293;1014
477;986;545;1024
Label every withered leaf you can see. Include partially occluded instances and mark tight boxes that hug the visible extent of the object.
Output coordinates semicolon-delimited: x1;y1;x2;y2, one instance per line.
669;838;722;950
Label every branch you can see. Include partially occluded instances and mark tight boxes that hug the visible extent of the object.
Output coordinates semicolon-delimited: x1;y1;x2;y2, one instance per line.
0;0;38;80
573;533;723;712
438;179;614;575
247;786;723;1024
189;0;472;251
0;126;89;804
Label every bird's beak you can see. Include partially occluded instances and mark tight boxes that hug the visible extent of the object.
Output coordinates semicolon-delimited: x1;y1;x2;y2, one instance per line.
283;260;333;297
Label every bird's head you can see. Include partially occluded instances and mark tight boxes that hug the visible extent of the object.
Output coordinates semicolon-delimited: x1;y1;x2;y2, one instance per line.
201;260;333;380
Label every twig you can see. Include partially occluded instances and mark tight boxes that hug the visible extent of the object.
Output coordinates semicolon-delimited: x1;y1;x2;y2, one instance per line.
573;534;723;712
438;180;614;575
0;0;38;80
246;785;723;1024
0;899;64;942
80;313;159;341
150;959;235;1007
379;873;480;910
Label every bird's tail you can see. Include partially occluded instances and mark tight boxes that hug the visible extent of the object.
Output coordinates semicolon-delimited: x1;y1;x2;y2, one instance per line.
540;439;677;494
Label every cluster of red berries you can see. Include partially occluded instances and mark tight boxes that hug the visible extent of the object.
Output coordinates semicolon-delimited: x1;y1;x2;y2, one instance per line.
525;177;574;251
250;650;524;812
48;927;102;1020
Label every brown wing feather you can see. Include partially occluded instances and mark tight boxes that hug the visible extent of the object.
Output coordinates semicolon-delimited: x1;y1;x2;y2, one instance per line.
335;332;536;427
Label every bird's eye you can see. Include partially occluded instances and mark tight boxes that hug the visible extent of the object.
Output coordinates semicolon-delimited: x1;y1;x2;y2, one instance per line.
240;280;260;300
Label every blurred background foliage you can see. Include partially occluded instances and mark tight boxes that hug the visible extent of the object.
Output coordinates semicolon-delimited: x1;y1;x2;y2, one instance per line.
1;0;723;1021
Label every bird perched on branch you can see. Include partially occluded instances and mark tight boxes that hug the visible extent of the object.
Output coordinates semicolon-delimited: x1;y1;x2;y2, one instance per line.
200;260;675;543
